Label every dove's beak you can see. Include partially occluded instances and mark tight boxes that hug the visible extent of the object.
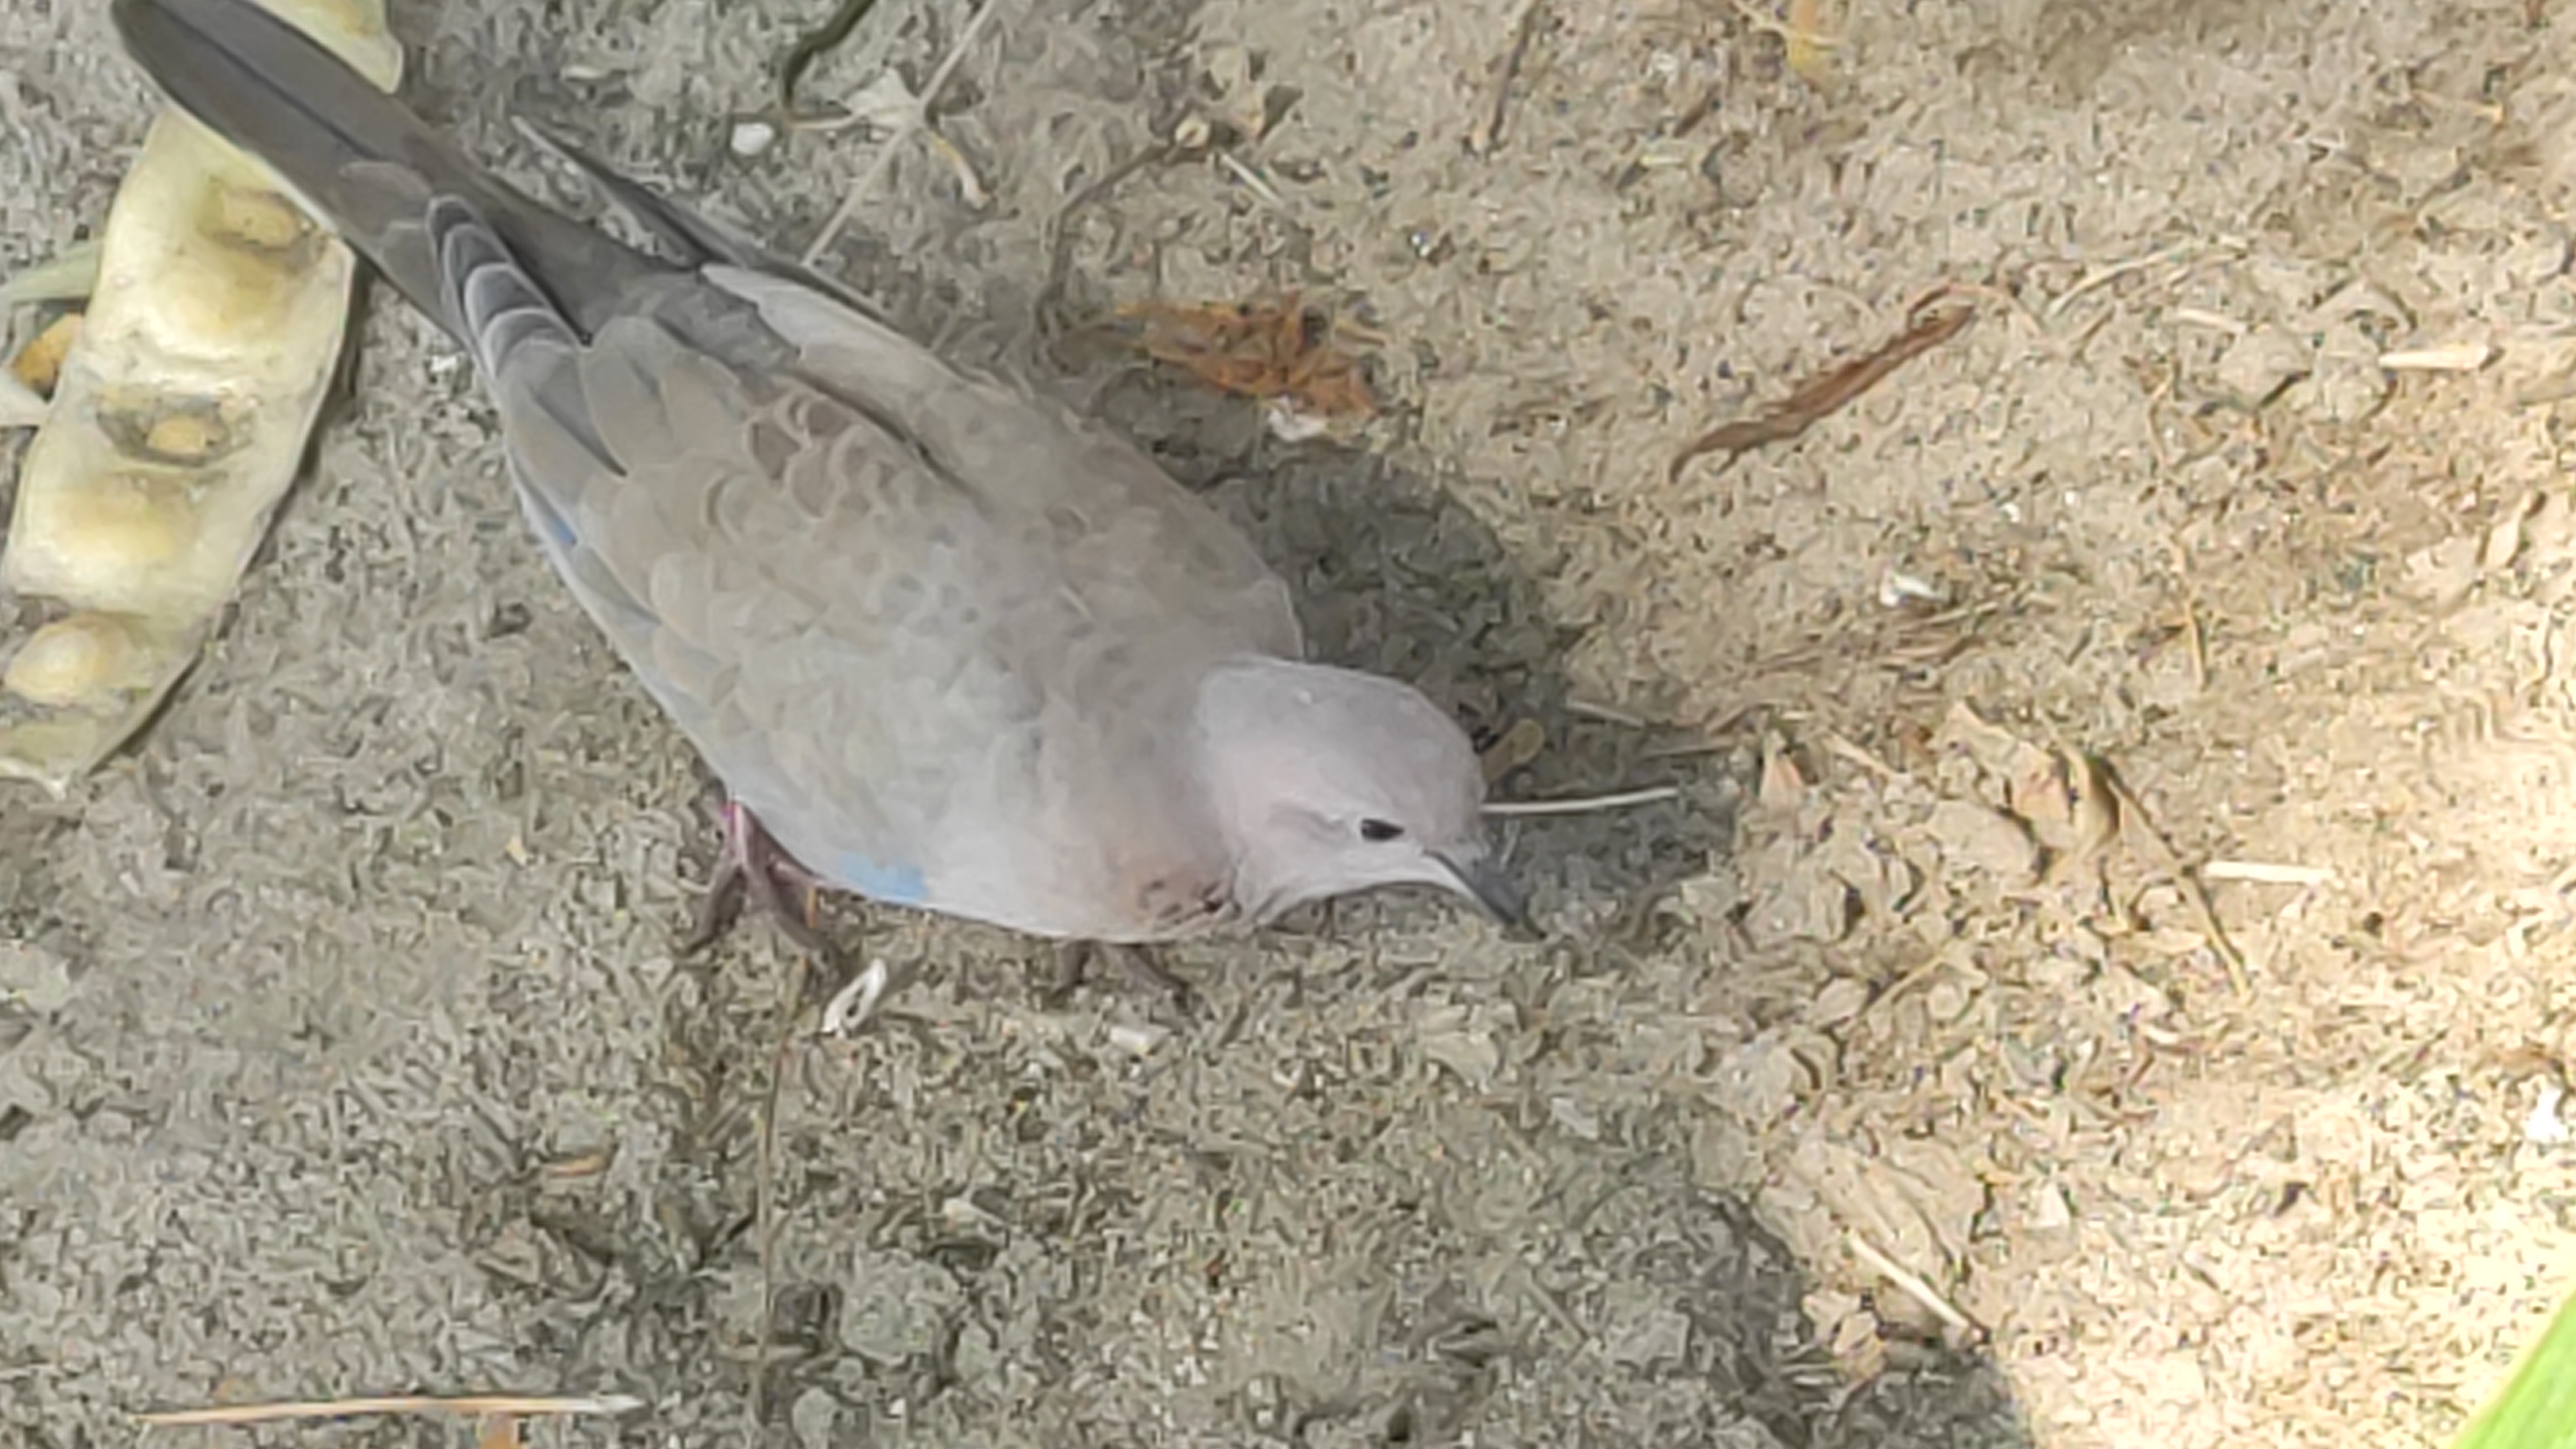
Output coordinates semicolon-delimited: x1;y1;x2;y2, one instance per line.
1437;849;1533;936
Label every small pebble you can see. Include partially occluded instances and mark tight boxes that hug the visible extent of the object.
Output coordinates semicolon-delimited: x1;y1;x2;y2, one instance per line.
730;119;777;158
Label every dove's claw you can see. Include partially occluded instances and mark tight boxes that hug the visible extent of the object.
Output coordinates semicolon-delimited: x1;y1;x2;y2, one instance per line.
1044;940;1197;1015
686;796;843;967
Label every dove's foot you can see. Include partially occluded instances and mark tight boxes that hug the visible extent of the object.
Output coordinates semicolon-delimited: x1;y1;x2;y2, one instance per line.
686;796;843;967
1044;941;1197;1014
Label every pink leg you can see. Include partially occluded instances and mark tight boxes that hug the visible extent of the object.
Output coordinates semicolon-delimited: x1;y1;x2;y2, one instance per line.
686;796;841;965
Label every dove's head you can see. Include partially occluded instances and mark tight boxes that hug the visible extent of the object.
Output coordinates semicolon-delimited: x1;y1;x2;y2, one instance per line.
1195;658;1525;930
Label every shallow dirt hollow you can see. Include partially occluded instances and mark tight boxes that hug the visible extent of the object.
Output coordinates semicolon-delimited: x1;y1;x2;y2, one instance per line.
5;0;2576;1444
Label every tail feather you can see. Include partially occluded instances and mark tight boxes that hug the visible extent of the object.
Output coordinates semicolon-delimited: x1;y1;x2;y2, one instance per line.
107;0;660;341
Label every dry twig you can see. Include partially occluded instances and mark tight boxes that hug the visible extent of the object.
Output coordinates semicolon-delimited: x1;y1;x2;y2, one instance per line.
1847;1233;1984;1343
2096;761;2251;998
772;0;884;127
802;0;1002;264
1670;292;1976;480
1485;786;1680;817
1468;0;1549;154
134;1394;643;1428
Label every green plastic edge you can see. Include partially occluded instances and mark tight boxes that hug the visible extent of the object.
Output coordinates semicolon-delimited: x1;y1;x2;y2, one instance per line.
2457;1288;2576;1449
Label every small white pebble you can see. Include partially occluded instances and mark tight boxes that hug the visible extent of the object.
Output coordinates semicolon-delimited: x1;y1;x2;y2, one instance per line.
1265;402;1332;443
820;957;890;1036
1105;1020;1169;1057
2526;1083;2571;1146
730;119;778;158
1877;569;1945;608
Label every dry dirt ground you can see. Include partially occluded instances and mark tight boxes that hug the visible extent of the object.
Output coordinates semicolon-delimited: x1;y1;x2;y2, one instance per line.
7;0;2576;1444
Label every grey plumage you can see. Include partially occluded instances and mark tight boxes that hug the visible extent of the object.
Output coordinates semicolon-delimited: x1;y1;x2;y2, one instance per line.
109;0;1524;944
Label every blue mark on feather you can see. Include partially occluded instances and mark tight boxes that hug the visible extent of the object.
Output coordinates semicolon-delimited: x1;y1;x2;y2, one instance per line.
521;485;580;551
835;851;928;906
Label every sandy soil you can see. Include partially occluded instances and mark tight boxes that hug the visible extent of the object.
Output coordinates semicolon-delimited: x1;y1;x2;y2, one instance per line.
5;0;2576;1444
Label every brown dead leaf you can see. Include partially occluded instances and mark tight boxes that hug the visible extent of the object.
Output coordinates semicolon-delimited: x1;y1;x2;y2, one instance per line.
9;312;80;397
1118;294;1378;417
479;1415;525;1449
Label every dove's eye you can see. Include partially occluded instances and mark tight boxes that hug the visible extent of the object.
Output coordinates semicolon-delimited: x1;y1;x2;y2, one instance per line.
1358;818;1405;843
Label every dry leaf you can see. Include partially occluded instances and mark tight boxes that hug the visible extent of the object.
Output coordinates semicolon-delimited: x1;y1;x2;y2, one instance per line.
1120;294;1378;417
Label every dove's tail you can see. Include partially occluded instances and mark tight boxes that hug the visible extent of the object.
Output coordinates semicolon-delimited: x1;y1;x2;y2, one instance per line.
107;0;661;342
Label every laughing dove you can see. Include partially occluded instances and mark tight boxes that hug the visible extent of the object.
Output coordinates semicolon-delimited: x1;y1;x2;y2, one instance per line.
107;0;1526;949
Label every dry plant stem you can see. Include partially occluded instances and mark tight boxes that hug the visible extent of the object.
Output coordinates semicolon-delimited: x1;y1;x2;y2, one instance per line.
1669;295;1976;480
2098;763;2251;998
2046;239;2218;317
2167;539;2207;692
751;900;824;1427
1847;1232;1983;1342
802;0;1002;265
773;0;884;125
1564;697;1650;728
1468;0;1548;154
2379;341;2492;372
135;1394;644;1427
1484;786;1680;816
1036;139;1181;331
2204;859;2332;886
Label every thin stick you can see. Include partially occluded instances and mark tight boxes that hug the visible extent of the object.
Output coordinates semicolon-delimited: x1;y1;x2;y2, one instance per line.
1846;1234;1981;1341
773;0;885;126
1668;296;1976;480
2167;539;2206;694
2203;859;2333;887
1211;148;1293;215
2047;240;2202;317
1484;786;1680;816
802;0;1002;265
2098;763;2251;998
2379;341;2492;372
1564;698;1650;728
134;1394;644;1428
750;936;814;1427
1468;0;1548;155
